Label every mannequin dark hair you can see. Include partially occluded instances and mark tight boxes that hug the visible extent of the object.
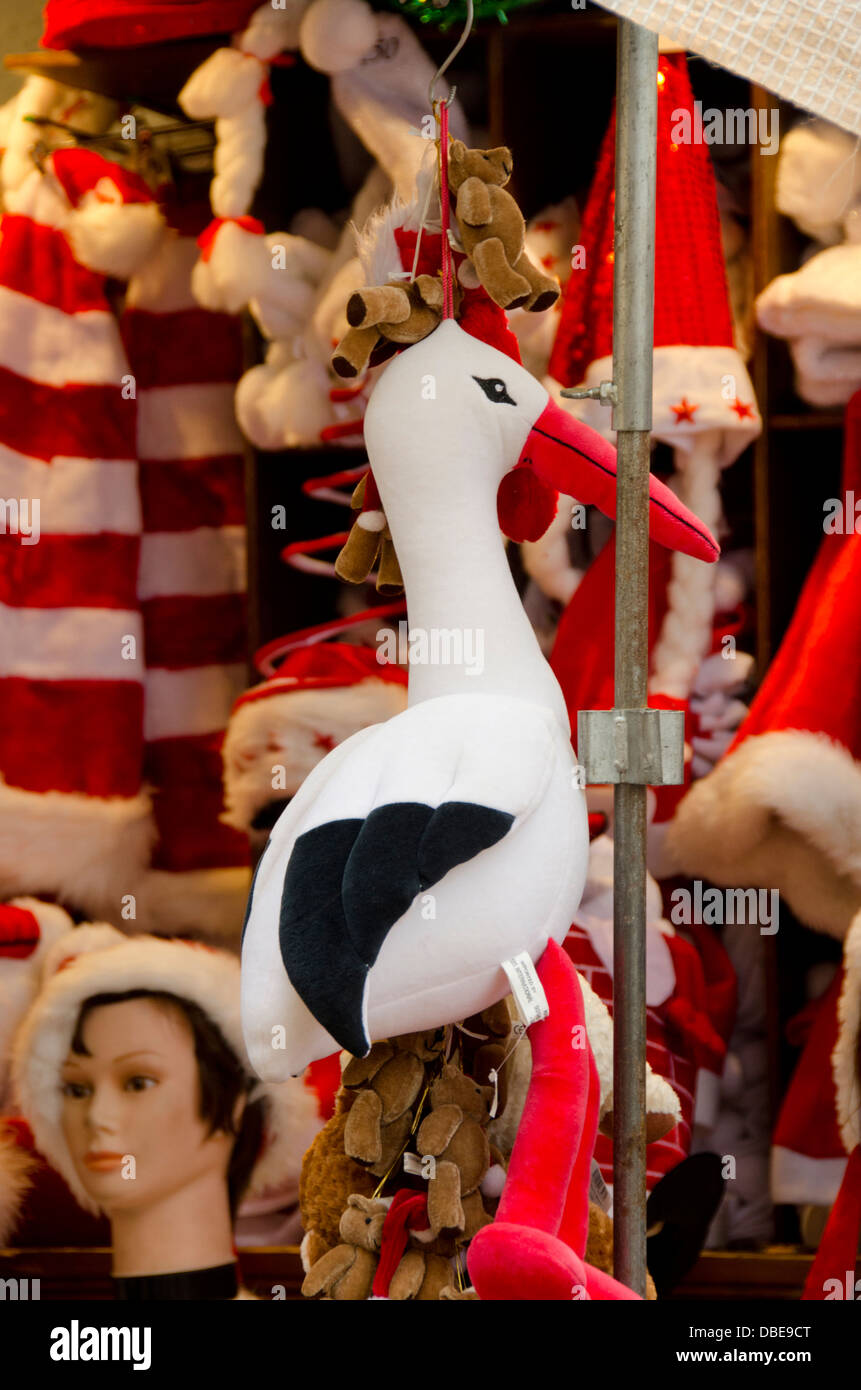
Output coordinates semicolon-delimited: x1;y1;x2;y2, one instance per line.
70;990;265;1218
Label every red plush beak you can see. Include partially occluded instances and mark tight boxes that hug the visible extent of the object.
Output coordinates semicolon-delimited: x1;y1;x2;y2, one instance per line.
517;400;719;563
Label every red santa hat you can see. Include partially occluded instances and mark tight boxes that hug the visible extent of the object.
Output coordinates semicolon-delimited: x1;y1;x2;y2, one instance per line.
800;911;861;1298
546;53;759;831
221;642;408;836
665;389;861;941
0;900;74;1110
11;925;322;1215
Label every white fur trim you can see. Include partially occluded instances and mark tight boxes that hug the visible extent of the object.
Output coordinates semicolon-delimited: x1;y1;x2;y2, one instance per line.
549;346;760;465
0;781;248;942
240;1;311;60
12;932;318;1214
833;912;861;1153
790;333;861;408
756;243;861;342
0;899;75;1110
63;200;165;280
666;731;861;940
0;1126;35;1245
221;681;407;833
0;781;154;922
234;354;336;451
775;119;861;244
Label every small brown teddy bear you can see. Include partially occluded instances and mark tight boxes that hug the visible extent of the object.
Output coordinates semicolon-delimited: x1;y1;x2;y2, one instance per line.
331;274;457;379
448;140;560;313
343;1030;446;1179
299;1108;379;1267
301;1194;389;1300
416;1061;498;1238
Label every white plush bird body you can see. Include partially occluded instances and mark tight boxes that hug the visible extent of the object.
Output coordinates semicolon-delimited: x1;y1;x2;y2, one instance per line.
241;322;718;1078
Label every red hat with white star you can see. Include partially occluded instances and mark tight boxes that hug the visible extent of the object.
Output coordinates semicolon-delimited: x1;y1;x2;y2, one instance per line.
546;53;760;836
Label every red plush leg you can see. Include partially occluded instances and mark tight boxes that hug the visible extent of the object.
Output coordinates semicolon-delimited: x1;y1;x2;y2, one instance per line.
493;940;590;1233
469;1223;592;1301
558;1037;600;1257
468;941;607;1300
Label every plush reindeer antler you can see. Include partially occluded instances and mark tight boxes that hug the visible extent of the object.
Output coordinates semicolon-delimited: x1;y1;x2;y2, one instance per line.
334;472;403;596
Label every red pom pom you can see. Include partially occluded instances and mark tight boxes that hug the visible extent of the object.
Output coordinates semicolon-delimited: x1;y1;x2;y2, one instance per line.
497;463;558;542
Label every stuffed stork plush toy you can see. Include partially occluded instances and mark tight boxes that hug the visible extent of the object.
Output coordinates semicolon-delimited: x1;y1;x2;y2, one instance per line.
241;320;718;1078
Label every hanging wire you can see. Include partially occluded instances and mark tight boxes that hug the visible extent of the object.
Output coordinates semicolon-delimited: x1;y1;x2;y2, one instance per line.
428;0;475;109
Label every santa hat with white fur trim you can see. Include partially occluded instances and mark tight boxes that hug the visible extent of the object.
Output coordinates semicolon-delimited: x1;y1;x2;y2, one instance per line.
12;925;322;1216
222;643;408;837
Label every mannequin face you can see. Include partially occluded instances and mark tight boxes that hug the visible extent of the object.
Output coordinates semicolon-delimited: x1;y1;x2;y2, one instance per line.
60;997;236;1214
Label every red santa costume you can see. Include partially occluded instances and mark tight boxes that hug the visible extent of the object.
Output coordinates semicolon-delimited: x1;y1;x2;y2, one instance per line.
666;389;861;1209
563;832;731;1194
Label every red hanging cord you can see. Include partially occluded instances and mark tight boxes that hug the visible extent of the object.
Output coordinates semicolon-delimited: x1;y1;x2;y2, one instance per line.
437;100;455;321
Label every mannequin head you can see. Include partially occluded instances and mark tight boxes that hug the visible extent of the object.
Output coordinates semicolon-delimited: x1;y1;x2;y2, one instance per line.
60;989;264;1221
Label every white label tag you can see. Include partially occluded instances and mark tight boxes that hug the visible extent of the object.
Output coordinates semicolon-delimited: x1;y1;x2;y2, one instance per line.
402;1152;424;1177
501;951;549;1027
589;1158;612;1214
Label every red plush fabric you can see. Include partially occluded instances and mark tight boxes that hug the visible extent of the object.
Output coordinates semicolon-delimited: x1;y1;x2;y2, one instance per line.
493;941;587;1236
305;1053;341;1122
773;972;845;1164
548;53;734;389
468;941;642;1300
42;0;262;50
371;1190;430;1299
802;1145;861;1300
496;462;558;543
721;392;861;762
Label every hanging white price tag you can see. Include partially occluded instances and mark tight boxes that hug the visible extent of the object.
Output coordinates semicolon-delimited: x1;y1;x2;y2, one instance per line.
501;951;549;1027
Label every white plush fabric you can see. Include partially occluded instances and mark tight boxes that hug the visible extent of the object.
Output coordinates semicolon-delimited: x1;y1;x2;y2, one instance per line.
833;911;861;1154
666;730;861;941
756;243;861;342
776;119;861;244
0;900;74;1111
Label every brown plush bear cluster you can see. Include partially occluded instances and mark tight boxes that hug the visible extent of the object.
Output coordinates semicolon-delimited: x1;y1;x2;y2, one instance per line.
330;141;560;381
299;1006;514;1300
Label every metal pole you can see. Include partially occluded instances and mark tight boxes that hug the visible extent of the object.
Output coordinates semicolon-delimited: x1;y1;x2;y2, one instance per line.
611;18;658;1297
